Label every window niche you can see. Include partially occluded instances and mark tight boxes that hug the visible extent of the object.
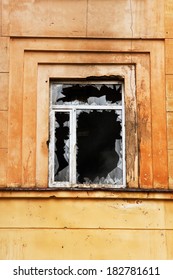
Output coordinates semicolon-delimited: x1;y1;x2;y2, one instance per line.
49;80;126;189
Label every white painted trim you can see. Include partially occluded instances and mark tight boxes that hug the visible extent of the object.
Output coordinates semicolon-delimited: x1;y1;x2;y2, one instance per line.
49;110;55;187
52;105;123;110
70;109;77;184
122;83;126;187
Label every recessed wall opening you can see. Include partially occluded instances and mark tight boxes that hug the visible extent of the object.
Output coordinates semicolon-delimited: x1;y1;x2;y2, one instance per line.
49;80;126;189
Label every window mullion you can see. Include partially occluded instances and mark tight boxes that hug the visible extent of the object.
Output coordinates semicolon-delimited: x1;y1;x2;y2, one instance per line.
49;110;55;186
122;84;126;187
70;109;77;184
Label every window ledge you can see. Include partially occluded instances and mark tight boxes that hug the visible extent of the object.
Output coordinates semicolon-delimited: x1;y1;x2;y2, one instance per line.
0;187;173;200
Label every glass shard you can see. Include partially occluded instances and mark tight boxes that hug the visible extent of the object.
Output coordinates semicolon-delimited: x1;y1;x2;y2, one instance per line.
54;112;70;182
76;110;123;184
52;84;122;105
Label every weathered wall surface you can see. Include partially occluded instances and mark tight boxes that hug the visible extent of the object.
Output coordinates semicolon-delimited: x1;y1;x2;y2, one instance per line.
166;0;173;189
0;0;173;259
0;196;172;259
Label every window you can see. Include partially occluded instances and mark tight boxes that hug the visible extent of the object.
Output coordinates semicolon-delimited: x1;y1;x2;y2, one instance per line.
49;80;126;189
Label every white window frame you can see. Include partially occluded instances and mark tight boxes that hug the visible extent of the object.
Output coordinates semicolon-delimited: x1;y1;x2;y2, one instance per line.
49;81;126;189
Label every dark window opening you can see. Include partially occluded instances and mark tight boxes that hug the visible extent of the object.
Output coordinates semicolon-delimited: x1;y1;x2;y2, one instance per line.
77;110;122;184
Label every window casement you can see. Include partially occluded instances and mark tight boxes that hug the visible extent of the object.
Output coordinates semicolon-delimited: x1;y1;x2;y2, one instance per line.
49;80;126;189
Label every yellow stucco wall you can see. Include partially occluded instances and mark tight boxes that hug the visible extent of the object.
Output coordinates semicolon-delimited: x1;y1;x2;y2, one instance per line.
0;193;173;259
0;0;173;259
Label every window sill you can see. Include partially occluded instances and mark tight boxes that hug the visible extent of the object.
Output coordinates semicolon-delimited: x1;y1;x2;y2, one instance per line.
0;187;173;200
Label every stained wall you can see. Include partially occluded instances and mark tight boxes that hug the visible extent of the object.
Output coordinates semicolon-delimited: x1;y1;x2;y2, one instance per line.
0;0;173;259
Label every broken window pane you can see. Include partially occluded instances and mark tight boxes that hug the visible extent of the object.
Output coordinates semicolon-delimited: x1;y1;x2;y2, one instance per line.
52;84;122;106
76;110;123;184
50;80;125;188
54;112;70;182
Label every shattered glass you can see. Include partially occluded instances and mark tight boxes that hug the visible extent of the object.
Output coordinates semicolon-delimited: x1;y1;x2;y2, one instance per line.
54;112;70;182
52;83;122;106
76;110;123;184
52;82;124;186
